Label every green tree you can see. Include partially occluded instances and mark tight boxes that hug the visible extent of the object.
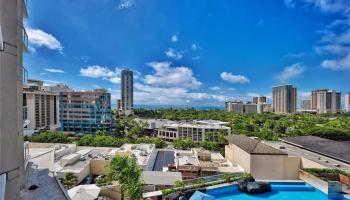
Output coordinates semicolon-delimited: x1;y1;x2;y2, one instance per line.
59;172;78;189
107;155;143;200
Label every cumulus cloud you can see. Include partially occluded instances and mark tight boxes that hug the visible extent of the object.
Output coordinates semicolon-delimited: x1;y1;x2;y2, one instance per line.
144;61;202;89
80;65;122;84
171;34;178;42
321;53;350;70
314;44;350;55
221;72;250;84
26;28;63;53
45;68;65;73
275;63;304;83
165;48;183;59
284;0;350;13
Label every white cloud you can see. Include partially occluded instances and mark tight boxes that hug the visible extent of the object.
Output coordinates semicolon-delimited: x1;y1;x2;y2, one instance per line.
165;48;183;59
275;63;304;83
314;44;350;55
80;65;122;84
209;86;221;91
191;43;201;51
321;53;350;70
171;34;178;42
284;0;350;13
118;0;135;10
221;72;250;84
283;52;309;58
298;91;311;100
26;28;63;52
144;61;202;89
45;68;65;73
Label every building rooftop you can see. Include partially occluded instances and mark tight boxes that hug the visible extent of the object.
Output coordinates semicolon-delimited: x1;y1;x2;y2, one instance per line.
176;155;200;166
116;143;155;166
226;135;287;155
281;136;350;165
264;140;350;173
152;150;175;171
142;171;182;186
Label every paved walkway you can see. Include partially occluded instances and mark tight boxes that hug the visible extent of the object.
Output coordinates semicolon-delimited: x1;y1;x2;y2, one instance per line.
20;160;68;200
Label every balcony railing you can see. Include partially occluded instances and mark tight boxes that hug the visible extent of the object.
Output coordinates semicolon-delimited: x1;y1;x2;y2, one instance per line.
23;27;28;51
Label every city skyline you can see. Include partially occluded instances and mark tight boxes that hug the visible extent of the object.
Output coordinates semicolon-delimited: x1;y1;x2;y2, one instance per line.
24;0;350;106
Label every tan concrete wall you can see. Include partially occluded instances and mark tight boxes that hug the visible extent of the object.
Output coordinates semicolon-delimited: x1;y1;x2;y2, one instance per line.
224;145;234;163
283;156;301;180
251;155;301;180
90;159;110;176
233;146;251;173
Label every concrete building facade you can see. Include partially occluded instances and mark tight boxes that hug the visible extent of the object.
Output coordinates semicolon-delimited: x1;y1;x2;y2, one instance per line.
0;0;28;199
23;79;60;133
345;93;350;112
59;89;112;133
311;89;341;114
157;121;231;142
272;85;297;114
252;96;266;104
300;99;311;111
120;69;133;116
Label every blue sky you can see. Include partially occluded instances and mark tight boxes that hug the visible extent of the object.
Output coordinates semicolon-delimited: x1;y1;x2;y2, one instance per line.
24;0;350;106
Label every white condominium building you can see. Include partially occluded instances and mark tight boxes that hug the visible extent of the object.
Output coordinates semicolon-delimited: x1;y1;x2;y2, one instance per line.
23;79;60;134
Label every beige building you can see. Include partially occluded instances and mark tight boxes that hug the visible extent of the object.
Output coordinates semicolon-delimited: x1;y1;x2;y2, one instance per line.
225;135;300;180
345;93;350;112
253;96;267;104
0;0;28;199
23;79;60;134
311;89;341;114
272;85;297;114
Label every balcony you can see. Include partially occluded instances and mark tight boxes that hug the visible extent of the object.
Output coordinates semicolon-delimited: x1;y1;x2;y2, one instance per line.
23;27;28;52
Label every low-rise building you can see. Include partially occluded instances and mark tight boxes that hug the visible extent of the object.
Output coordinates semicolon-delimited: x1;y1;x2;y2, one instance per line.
225;135;300;180
157;121;231;142
175;154;201;180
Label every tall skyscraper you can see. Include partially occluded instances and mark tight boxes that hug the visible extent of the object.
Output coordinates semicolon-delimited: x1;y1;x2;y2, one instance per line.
311;89;341;113
345;93;350;112
120;69;133;116
272;85;297;114
0;0;28;199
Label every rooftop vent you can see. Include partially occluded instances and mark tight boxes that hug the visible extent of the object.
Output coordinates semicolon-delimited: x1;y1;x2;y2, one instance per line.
279;146;286;149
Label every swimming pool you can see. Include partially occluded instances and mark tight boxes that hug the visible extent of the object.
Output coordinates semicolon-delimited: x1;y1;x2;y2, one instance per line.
206;182;348;200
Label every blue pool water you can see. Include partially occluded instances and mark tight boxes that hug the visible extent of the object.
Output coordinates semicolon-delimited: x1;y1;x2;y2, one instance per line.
206;182;348;200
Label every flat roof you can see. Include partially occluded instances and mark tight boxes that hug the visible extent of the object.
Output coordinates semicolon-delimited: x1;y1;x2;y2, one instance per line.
264;140;350;173
142;171;182;186
282;136;350;164
152;150;174;171
226;135;287;155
